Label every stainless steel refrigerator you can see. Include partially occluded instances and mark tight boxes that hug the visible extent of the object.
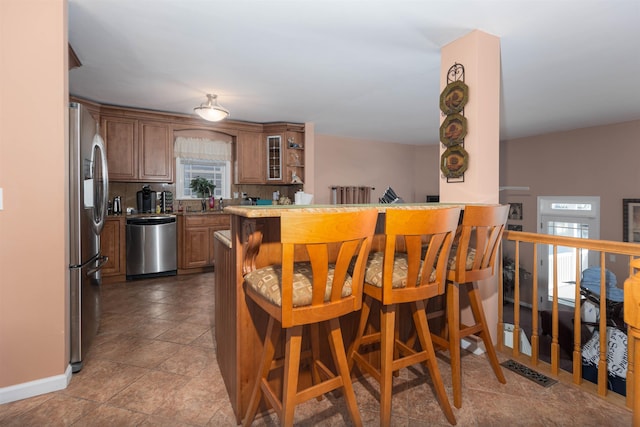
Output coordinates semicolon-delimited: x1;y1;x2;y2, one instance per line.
69;102;109;373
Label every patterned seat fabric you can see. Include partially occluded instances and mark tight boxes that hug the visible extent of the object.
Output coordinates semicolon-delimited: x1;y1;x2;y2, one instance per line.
448;247;476;270
363;251;436;288
244;262;352;307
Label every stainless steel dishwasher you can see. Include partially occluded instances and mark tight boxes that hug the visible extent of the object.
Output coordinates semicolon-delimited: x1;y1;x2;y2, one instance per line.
126;215;177;279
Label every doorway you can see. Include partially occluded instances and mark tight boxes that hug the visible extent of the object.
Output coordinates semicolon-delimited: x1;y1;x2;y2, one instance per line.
537;196;600;307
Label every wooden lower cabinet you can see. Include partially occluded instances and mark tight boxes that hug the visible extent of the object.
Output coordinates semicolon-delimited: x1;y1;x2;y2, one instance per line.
101;216;126;282
178;214;230;271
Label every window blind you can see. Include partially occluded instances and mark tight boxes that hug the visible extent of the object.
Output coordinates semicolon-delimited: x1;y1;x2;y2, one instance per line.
174;137;231;161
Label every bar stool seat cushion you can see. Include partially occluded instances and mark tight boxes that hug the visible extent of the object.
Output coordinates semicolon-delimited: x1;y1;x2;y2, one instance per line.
447;247;476;270
364;251;436;288
244;262;352;307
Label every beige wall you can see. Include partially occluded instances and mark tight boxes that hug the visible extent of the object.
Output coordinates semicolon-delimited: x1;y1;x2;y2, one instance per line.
500;118;640;287
312;134;421;205
501;119;640;241
413;144;441;202
0;0;68;388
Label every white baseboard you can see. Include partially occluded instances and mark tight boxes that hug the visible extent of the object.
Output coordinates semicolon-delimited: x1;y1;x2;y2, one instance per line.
0;364;72;404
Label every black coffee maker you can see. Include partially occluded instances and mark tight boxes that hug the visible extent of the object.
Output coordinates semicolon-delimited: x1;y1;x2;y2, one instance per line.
136;185;156;213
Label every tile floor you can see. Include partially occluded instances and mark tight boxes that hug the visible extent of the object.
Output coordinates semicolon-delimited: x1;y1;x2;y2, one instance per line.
0;272;632;426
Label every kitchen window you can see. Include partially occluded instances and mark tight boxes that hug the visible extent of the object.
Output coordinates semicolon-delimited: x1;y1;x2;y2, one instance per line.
173;136;232;200
176;158;230;200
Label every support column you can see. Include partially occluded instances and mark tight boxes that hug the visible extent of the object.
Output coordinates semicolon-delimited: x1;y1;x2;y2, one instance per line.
439;30;501;204
439;30;502;346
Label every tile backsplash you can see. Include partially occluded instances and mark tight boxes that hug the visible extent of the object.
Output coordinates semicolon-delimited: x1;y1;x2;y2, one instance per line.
108;182;175;213
108;182;303;213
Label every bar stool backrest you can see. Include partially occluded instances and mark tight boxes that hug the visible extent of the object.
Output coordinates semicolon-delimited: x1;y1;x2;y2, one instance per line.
279;209;378;327
449;205;509;284
380;207;461;303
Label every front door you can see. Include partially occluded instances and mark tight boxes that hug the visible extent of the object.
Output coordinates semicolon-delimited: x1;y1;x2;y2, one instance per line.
537;196;600;307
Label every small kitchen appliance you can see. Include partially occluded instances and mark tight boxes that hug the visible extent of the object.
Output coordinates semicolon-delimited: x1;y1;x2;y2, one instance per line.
161;191;173;213
136;185;156;213
112;195;122;215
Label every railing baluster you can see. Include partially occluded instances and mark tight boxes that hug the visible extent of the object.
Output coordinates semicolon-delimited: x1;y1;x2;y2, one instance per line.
514;242;521;356
531;242;539;364
628;256;638;409
572;246;582;385
598;252;608;396
500;231;640;414
551;245;560;375
498;245;505;352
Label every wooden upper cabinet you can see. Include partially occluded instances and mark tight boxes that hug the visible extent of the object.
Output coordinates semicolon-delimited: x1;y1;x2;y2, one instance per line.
266;134;284;183
139;120;173;182
262;123;304;184
102;115;173;183
102;115;138;181
97;105;301;185
236;131;265;184
68;44;81;70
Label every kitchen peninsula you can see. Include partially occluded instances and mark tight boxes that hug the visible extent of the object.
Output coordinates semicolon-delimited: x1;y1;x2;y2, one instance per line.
215;203;462;422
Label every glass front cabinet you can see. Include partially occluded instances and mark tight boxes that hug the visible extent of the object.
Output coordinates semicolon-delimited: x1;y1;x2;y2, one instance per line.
265;124;305;184
266;135;283;182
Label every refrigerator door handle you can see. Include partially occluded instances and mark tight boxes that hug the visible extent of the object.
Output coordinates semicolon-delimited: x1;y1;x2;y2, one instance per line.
87;255;109;276
92;130;109;235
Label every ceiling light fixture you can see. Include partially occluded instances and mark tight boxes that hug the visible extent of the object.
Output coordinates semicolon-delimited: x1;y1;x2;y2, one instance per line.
194;94;229;122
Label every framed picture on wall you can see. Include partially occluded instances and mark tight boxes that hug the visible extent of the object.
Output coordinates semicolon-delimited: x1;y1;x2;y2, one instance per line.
623;199;640;242
508;202;523;221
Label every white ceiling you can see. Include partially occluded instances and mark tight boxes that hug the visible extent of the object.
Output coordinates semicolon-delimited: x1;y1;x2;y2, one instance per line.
68;0;640;145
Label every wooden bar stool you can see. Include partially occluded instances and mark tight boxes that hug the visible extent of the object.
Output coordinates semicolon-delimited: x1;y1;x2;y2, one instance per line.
242;209;378;427
430;204;509;408
348;207;461;426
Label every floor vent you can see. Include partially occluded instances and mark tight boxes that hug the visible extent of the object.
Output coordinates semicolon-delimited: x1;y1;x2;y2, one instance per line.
501;359;558;388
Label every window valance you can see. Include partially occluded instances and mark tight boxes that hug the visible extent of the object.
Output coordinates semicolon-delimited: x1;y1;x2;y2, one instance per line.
174;137;231;161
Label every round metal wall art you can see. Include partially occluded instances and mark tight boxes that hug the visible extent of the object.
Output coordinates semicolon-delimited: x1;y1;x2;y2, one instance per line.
439;113;467;146
440;63;467;182
439;80;469;115
440;145;469;178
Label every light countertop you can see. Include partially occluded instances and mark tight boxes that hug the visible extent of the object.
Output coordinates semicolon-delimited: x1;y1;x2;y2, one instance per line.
224;203;464;218
213;229;232;247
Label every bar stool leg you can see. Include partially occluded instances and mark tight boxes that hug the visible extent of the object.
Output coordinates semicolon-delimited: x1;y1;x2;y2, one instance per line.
448;281;463;409
412;300;456;425
348;296;373;371
380;304;396;427
282;326;303;426
310;323;324;400
467;284;506;384
243;317;280;427
327;317;363;427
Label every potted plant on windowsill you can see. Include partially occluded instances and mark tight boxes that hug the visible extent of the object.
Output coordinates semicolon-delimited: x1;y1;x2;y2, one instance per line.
190;177;215;210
